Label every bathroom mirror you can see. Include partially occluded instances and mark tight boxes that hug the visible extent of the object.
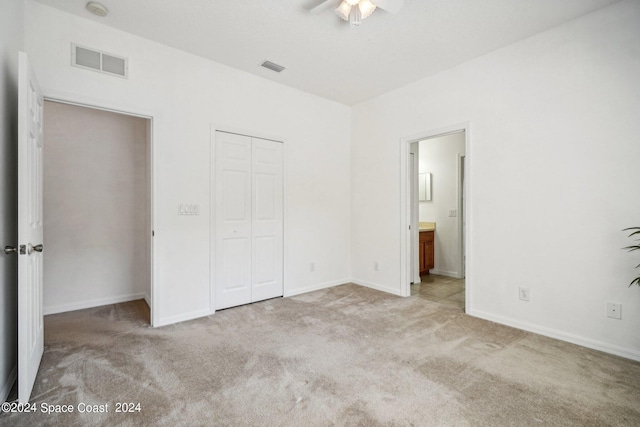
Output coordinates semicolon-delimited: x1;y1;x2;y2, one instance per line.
418;173;432;201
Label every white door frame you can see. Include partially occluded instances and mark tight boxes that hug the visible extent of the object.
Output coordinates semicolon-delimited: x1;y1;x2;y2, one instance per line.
409;142;420;284
399;123;471;308
459;154;466;278
42;90;158;326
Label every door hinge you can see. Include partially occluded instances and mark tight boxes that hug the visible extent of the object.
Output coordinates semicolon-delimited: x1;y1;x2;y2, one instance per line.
152;230;155;237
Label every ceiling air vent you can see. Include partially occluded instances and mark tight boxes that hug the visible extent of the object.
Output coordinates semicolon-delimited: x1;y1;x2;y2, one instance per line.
260;60;285;73
71;44;128;78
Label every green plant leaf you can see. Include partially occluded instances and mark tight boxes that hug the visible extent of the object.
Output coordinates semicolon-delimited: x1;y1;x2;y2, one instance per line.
623;227;640;237
624;228;640;287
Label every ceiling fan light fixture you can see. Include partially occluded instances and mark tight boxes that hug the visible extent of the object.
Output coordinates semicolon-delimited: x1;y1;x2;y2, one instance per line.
349;7;362;27
315;0;402;28
358;0;377;19
335;1;352;21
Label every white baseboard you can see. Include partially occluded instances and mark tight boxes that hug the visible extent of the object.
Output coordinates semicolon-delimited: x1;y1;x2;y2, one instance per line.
153;308;212;328
430;269;463;279
1;365;17;403
351;279;404;297
468;308;640;362
44;293;147;315
144;293;151;308
284;278;349;297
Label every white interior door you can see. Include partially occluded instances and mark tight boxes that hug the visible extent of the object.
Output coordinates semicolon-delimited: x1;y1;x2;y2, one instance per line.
215;132;252;310
214;132;283;310
17;52;44;403
251;138;283;302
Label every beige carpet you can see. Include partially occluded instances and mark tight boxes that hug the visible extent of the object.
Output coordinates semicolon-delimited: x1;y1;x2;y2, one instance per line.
2;283;639;426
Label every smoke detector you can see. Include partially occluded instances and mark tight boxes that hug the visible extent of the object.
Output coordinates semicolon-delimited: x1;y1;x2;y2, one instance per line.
86;1;108;17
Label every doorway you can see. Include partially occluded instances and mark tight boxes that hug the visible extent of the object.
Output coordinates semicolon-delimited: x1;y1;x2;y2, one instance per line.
400;124;469;311
42;100;153;324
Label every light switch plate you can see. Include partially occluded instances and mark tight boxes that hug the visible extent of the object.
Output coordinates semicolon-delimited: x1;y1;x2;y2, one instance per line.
178;204;200;215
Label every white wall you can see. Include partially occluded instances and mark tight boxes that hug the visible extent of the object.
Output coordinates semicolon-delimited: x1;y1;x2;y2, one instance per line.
25;1;352;326
419;132;465;277
0;0;25;402
24;0;640;362
43;101;150;314
351;0;640;360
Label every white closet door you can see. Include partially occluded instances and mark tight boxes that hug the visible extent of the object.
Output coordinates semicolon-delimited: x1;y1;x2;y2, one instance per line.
215;132;252;310
214;132;283;310
251;138;283;303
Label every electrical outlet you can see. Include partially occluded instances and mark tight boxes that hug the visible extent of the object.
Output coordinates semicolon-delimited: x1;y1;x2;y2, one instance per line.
519;287;530;301
310;262;315;272
448;209;457;217
374;261;379;271
607;302;621;319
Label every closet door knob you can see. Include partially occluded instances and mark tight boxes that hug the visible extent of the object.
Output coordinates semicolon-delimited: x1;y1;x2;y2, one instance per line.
3;246;17;255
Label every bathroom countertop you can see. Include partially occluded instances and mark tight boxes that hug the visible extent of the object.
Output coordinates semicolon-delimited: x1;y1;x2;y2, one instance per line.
419;222;436;232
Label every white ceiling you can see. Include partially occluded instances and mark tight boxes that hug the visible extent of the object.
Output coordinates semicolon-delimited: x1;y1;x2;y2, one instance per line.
33;0;620;106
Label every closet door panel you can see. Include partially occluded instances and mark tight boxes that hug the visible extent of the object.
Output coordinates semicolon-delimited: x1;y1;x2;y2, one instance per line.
215;132;252;310
254;236;276;285
251;138;283;302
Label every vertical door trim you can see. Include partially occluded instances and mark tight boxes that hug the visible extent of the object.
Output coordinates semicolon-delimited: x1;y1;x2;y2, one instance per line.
409;142;420;284
458;154;466;279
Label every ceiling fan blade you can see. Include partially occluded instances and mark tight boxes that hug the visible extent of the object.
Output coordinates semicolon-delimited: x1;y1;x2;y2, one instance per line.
310;0;339;14
372;0;404;14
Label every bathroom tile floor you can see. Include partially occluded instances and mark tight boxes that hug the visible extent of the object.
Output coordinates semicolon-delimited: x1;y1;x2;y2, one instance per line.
411;274;465;311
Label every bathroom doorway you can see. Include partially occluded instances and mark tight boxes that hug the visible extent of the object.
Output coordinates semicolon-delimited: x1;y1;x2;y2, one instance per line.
400;124;468;311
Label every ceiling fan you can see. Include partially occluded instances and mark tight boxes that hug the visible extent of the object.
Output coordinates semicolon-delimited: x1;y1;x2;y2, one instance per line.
310;0;404;27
